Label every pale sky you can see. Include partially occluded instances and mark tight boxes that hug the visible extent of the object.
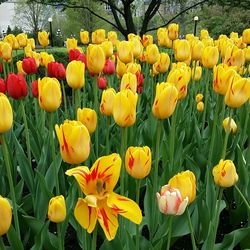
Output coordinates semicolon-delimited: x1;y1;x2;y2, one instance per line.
0;2;15;33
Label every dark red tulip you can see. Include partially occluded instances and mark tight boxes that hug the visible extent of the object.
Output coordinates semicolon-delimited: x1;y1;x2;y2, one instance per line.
136;71;144;93
0;62;2;74
31;80;38;98
48;62;66;80
6;73;28;99
0;78;6;94
22;57;37;74
98;76;107;89
103;59;115;75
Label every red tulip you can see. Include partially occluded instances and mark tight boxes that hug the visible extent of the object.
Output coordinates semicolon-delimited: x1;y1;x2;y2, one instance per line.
0;78;6;93
6;73;28;99
98;76;107;89
136;71;144;93
0;62;2;74
32;80;38;98
22;57;37;74
48;62;66;80
103;59;115;75
69;49;86;65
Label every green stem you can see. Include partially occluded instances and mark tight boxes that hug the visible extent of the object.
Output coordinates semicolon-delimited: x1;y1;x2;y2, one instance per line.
2;60;6;80
151;74;155;106
91;225;98;250
57;223;63;250
136;179;141;250
0;237;5;250
120;127;127;196
0;135;20;239
212;188;223;250
61;80;68;117
75;88;81;118
234;185;250;213
186;209;197;250
240;104;250;148
93;76;99;157
49;112;59;194
166;216;173;250
106;116;110;155
20;100;31;166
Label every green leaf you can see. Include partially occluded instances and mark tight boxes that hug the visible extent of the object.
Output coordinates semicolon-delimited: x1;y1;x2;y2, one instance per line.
7;225;24;250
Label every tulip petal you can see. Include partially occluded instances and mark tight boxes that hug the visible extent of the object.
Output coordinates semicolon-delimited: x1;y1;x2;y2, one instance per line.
74;198;97;233
107;192;142;224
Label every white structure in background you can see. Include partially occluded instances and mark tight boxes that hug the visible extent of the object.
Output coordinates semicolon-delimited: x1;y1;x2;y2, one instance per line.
0;1;15;38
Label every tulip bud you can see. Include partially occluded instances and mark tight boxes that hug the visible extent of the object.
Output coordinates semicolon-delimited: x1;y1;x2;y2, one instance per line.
40;52;55;68
55;120;90;164
157;28;171;48
191;40;204;61
1;42;12;62
101;41;113;58
38;77;62;112
117;41;134;64
22;57;37;74
32;80;38;98
24;44;32;57
0;78;6;94
242;28;250;44
156;184;188;215
100;88;116;116
38;31;49;47
131;36;143;59
168;23;179;40
92;29;106;44
116;58;127;78
153;53;170;74
16;60;26;75
77;108;97;134
108;31;117;46
168;170;196;205
126;62;141;75
212;159;238;188
98;76;107;90
191;66;202;81
66;60;85;89
120;73;137;94
0;93;13;133
125;146;151;179
80;31;89;45
48;195;66;223
197;101;204;112
202;46;219;69
0;196;12;236
103;59;115;75
66;38;78;51
48;62;66;80
142;34;153;48
87;44;105;74
223;117;237;134
174;39;191;62
146;44;159;65
195;93;203;103
200;29;209;40
16;33;27;47
6;73;28;99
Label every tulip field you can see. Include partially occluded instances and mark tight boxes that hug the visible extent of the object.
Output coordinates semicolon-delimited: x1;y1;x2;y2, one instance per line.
0;25;250;250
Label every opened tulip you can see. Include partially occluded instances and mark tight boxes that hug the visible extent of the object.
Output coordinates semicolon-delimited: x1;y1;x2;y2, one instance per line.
101;41;113;58
242;28;250;44
87;44;105;74
146;44;159;65
126;62;141;75
80;30;89;45
16;33;27;47
1;42;12;62
0;196;12;236
100;88;116;116
174;39;191;62
116;58;127;78
156;184;188;215
38;77;62;112
77;108;97;134
103;59;115;75
38;31;49;47
66;60;85;89
152;82;178;119
48;195;66;223
22;57;37;74
197;101;204;112
48;62;66;80
6;73;28;99
117;41;134;64
66;153;142;241
113;89;137;127
195;93;203;102
212;159;238;188
153;53;170;74
168;23;179;40
202;46;219;68
168;170;196;205
125;146;151;179
223;117;237;134
0;93;13;133
142;34;153;47
120;72;137;94
224;77;250;108
0;78;6;94
192;66;202;81
224;46;245;70
92;29;106;44
66;38;78;51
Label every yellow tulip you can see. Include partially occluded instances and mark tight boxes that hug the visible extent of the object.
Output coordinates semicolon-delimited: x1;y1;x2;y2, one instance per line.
16;33;27;47
120;72;137;94
92;29;106;44
116;58;127;78
197;101;204;112
77;108;97;134
168;23;179;40
80;31;89;45
48;195;66;223
174;39;191;62
224;77;250;108
195;93;203;103
100;88;116;116
113;89;137;127
128;33;136;41
186;33;195;41
191;40;204;61
24;44;32;57
1;42;12;62
244;46;250;62
16;60;26;75
86;44;105;74
55;120;90;164
12;37;19;50
192;66;202;81
66;38;78;51
0;93;13;133
168;170;196;205
157;28;171;47
31;51;41;68
38;77;62;112
108;31;117;46
202;38;214;47
223;117;237;134
27;38;35;50
66;60;85;89
200;29;209;40
117;41;134;64
126;62;141;75
125;146;151;179
202;46;219;68
212;159;238;188
40;52;55;67
146;44;159;65
224;46;245;70
152;82;178;119
153;52;170;74
131;36;143;59
142;34;153;47
101;40;113;58
4;34;15;45
242;28;250;44
38;31;49;47
0;196;12;236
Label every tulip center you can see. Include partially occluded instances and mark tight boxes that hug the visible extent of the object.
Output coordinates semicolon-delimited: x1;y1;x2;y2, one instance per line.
96;179;106;196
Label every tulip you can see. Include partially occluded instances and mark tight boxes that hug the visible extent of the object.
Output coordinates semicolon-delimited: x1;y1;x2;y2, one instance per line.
242;28;250;44
157;28;170;47
185;33;195;41
86;44;105;74
113;89;137;127
0;196;12;236
16;33;27;47
40;52;55;67
152;82;178;119
174;39;191;62
0;78;6;94
32;80;38;98
48;62;66;80
125;146;151;179
120;73;137;94
66;60;85;89
55;120;90;164
48;195;66;223
66;37;78;51
1;42;12;62
223;117;237;134
195;93;203;102
146;44;159;65
191;66;202;81
16;60;26;75
131;36;143;59
224;77;250;108
31;51;41;68
197;101;204;112
6;73;28;99
27;38;35;50
212;159;238;188
38;31;49;47
168;23;179;40
191;40;204;61
101;40;113;58
117;41;134;64
0;93;13;133
168;170;196;205
244;46;250;62
224;46;245;70
77;108;97;134
108;31;117;46
24;44;32;57
22;57;37;74
103;59;115;75
12;37;19;50
116;58;127;78
0;62;2;74
126;62;141;75
153;53;170;74
91;29;106;44
100;88;116;116
202;46;219;68
38;77;62;112
142;34;153;47
156;184;188;215
97;76;107;89
200;29;209;40
69;49;86;64
80;30;89;45
4;34;15;46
